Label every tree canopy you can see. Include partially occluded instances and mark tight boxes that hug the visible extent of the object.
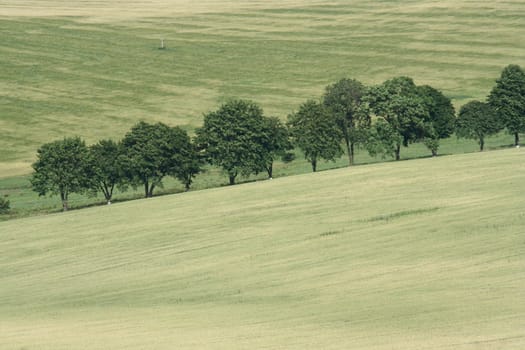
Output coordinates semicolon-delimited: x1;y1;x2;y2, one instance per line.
170;133;203;191
456;101;502;151
121;121;195;197
488;64;525;146
259;116;293;179
365;76;429;160
195;99;268;185
31;137;93;211
365;119;403;160
323;78;369;165
89;139;125;204
417;85;456;156
287;100;343;172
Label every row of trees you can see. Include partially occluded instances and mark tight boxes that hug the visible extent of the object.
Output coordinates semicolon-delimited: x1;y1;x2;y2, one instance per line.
456;64;525;150
287;64;524;169
31;65;525;211
31;122;201;211
30;103;295;211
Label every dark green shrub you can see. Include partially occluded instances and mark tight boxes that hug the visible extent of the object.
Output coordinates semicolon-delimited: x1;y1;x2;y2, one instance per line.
0;195;10;214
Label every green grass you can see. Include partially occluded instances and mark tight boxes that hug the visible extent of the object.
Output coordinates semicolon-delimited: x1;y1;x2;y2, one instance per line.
1;0;525;175
1;148;524;349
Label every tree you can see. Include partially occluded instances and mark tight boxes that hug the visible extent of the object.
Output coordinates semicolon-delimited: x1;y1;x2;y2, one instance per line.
121;121;196;197
365;77;429;160
456;101;502;151
31;137;93;211
488;64;525;146
89;139;125;205
260;116;293;178
195;99;268;185
365;119;403;159
418;85;456;156
287;100;343;172
171;136;203;191
323;78;369;165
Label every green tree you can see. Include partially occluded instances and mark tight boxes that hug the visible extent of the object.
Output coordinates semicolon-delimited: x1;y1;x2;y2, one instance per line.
418;85;456;156
89;139;126;205
365;77;429;160
365;119;403;159
121;121;196;197
260;116;293;179
323;78;369;165
171;136;203;192
31;137;93;211
287;100;343;172
488;64;525;146
195;99;268;185
456;101;502;151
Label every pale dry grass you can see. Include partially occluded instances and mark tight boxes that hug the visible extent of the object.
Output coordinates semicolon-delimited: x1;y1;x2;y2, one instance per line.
0;162;32;178
0;149;524;349
0;0;328;20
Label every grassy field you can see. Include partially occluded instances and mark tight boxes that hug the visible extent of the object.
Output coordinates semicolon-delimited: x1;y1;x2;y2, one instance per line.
1;2;524;348
1;0;525;175
0;148;524;349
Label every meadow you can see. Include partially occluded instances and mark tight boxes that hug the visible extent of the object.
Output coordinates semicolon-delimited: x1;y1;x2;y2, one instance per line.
1;0;525;176
1;2;524;347
1;149;524;349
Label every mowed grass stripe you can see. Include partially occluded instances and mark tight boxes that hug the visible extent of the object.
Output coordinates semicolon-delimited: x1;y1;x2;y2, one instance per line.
0;149;524;349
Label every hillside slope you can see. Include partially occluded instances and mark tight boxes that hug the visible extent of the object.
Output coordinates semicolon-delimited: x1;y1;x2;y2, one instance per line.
1;0;525;175
1;149;524;349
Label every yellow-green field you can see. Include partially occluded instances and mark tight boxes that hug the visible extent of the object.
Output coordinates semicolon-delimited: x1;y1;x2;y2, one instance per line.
1;149;524;349
1;0;525;175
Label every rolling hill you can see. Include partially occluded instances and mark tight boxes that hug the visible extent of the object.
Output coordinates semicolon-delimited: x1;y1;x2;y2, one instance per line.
1;149;524;349
1;0;525;176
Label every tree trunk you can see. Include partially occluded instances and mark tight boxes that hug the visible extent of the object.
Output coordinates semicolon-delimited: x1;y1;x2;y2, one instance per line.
185;181;191;192
107;185;114;204
102;183;113;204
395;144;401;161
480;137;485;151
266;163;273;179
311;158;317;172
345;140;355;166
148;183;155;198
344;137;352;166
229;174;236;185
61;192;68;211
144;181;149;198
431;149;438;157
515;132;519;147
